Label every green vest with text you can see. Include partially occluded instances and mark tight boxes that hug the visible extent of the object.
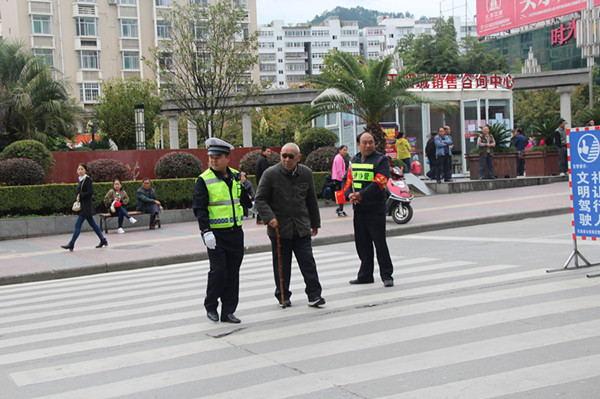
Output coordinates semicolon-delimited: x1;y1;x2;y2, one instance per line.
351;163;375;190
200;168;244;229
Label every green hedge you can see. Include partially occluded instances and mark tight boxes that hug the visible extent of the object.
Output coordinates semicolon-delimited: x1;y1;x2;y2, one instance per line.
0;172;329;217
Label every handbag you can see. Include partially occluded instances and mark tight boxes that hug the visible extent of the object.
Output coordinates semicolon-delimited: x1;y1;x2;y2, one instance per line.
72;194;81;212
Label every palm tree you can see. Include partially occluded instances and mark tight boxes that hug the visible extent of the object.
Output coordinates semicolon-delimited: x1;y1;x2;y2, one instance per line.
0;40;80;148
307;50;427;151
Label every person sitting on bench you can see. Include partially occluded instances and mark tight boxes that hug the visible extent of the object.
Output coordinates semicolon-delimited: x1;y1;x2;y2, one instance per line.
136;178;162;229
104;179;137;234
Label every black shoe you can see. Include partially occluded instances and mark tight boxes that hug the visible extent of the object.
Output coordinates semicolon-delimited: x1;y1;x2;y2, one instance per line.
349;279;374;285
221;313;241;323
206;310;219;322
95;239;108;248
61;244;73;252
279;299;292;308
383;279;394;287
341;211;348;217
436;180;442;184
308;297;326;308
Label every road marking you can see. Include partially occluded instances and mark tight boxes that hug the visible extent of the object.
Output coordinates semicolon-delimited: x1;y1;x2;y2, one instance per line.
397;234;599;246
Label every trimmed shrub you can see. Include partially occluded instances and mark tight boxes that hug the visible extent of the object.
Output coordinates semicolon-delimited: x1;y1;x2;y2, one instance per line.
239;149;280;175
296;127;338;157
0;139;54;173
0;158;45;186
304;146;337;172
87;158;133;182
0;173;329;217
155;152;203;179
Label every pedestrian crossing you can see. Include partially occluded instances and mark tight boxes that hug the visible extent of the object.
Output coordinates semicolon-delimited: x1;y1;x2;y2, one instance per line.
1;246;600;398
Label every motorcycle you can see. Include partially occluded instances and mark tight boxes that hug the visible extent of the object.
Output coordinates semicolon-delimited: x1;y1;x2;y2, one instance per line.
386;166;414;224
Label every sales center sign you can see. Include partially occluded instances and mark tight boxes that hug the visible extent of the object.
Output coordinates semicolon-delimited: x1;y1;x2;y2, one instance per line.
570;127;600;238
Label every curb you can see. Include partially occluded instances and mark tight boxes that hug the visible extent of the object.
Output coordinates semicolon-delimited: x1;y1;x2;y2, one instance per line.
0;207;570;286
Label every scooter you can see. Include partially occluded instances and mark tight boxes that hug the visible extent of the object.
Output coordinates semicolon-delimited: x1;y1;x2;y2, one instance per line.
386;166;414;224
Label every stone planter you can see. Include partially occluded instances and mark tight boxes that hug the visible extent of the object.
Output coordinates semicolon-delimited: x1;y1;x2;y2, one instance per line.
466;152;518;180
523;151;559;177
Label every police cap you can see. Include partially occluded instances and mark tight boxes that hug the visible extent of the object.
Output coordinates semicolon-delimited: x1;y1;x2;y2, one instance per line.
205;138;233;155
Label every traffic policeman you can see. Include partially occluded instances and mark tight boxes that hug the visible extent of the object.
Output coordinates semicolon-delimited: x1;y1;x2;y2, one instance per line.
341;131;394;287
192;138;252;323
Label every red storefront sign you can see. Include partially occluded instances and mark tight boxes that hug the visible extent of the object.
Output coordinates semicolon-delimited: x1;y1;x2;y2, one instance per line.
477;0;600;36
551;19;576;46
387;74;514;90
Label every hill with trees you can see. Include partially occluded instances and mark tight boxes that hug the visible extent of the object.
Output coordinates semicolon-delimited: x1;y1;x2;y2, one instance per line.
309;6;415;28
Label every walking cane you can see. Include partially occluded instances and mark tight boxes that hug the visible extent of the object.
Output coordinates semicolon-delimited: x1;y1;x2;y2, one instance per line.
275;225;287;308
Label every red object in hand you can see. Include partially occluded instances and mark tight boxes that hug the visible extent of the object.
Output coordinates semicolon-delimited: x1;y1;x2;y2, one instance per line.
334;190;347;205
114;201;122;208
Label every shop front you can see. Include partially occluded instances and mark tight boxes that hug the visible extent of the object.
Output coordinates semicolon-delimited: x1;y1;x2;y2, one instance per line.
313;74;514;176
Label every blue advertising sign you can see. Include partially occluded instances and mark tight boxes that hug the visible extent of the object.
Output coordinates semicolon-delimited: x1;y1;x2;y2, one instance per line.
570;127;600;238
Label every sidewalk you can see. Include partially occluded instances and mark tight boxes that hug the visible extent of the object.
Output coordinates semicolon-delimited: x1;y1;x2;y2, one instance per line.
0;182;570;285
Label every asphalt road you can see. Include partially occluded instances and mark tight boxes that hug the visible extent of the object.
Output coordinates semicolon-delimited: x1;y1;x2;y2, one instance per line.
2;213;600;398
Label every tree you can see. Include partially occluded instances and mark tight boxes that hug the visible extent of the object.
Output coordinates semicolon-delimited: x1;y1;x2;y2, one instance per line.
514;89;560;134
0;40;80;149
309;51;425;151
251;105;311;146
149;0;258;142
95;78;162;149
460;36;507;73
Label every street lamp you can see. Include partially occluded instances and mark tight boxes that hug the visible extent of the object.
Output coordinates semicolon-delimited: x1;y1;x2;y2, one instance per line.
134;103;146;150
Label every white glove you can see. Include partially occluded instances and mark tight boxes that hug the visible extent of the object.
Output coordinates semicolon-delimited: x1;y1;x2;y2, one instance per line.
202;231;217;250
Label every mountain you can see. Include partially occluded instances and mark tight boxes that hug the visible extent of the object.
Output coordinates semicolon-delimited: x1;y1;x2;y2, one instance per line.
309;6;415;28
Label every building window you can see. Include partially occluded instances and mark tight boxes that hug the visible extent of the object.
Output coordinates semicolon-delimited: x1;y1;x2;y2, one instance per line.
120;19;138;38
79;50;99;69
258;42;275;48
32;48;53;67
119;0;136;4
122;51;140;70
79;82;100;103
76;17;97;37
155;0;170;6
190;0;208;4
156;20;171;39
32;15;51;35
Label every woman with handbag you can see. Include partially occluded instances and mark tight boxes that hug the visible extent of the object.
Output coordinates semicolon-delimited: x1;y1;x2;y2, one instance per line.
104;179;137;234
61;163;108;251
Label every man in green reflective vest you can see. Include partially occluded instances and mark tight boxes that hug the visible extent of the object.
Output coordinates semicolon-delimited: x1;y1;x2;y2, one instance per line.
192;138;252;323
342;132;395;287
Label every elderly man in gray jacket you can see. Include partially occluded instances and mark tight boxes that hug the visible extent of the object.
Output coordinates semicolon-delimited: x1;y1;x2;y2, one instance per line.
255;143;325;308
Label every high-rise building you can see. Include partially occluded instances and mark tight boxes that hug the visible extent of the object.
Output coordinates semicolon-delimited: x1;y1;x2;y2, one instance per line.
258;17;360;89
0;0;257;109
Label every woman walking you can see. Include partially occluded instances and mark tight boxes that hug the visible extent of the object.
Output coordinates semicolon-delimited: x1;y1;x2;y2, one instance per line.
331;144;348;217
61;164;108;251
104;179;137;234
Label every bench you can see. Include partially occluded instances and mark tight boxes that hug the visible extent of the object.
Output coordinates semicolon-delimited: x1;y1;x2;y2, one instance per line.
98;211;143;234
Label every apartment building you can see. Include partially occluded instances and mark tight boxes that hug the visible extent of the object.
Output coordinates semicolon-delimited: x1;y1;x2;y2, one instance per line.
258;17;360;89
0;0;257;108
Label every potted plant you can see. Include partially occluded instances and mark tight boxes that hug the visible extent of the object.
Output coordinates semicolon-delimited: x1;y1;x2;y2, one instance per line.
524;116;561;176
465;123;517;179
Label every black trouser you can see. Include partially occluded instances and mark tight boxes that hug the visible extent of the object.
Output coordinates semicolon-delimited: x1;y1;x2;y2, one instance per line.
435;155;451;181
479;153;494;179
426;156;436;179
270;234;322;302
559;146;568;173
517;152;525;176
205;228;244;315
353;211;394;282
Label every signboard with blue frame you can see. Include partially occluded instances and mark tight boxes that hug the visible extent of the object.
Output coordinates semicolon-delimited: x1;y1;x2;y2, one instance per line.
570;127;600;238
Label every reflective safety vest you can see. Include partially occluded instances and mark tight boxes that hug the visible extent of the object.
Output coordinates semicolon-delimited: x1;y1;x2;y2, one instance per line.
351;163;375;190
200;168;244;229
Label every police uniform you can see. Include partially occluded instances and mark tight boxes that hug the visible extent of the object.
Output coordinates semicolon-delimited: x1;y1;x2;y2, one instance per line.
192;138;252;323
344;151;394;286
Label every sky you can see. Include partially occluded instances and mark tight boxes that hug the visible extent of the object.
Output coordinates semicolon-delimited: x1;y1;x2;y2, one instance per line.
256;0;476;25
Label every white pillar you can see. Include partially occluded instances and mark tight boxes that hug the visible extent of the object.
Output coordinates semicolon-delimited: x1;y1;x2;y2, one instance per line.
242;112;253;147
557;86;576;127
187;120;198;149
168;116;179;150
421;103;431;173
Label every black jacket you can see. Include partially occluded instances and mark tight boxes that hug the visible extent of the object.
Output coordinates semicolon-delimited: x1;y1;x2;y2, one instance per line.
255;163;321;239
192;167;253;233
76;176;95;217
344;151;390;214
255;155;270;184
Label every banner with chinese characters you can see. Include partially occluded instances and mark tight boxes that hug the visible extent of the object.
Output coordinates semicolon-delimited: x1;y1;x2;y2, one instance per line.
380;123;398;159
569;126;600;238
396;74;514;91
477;0;600;36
